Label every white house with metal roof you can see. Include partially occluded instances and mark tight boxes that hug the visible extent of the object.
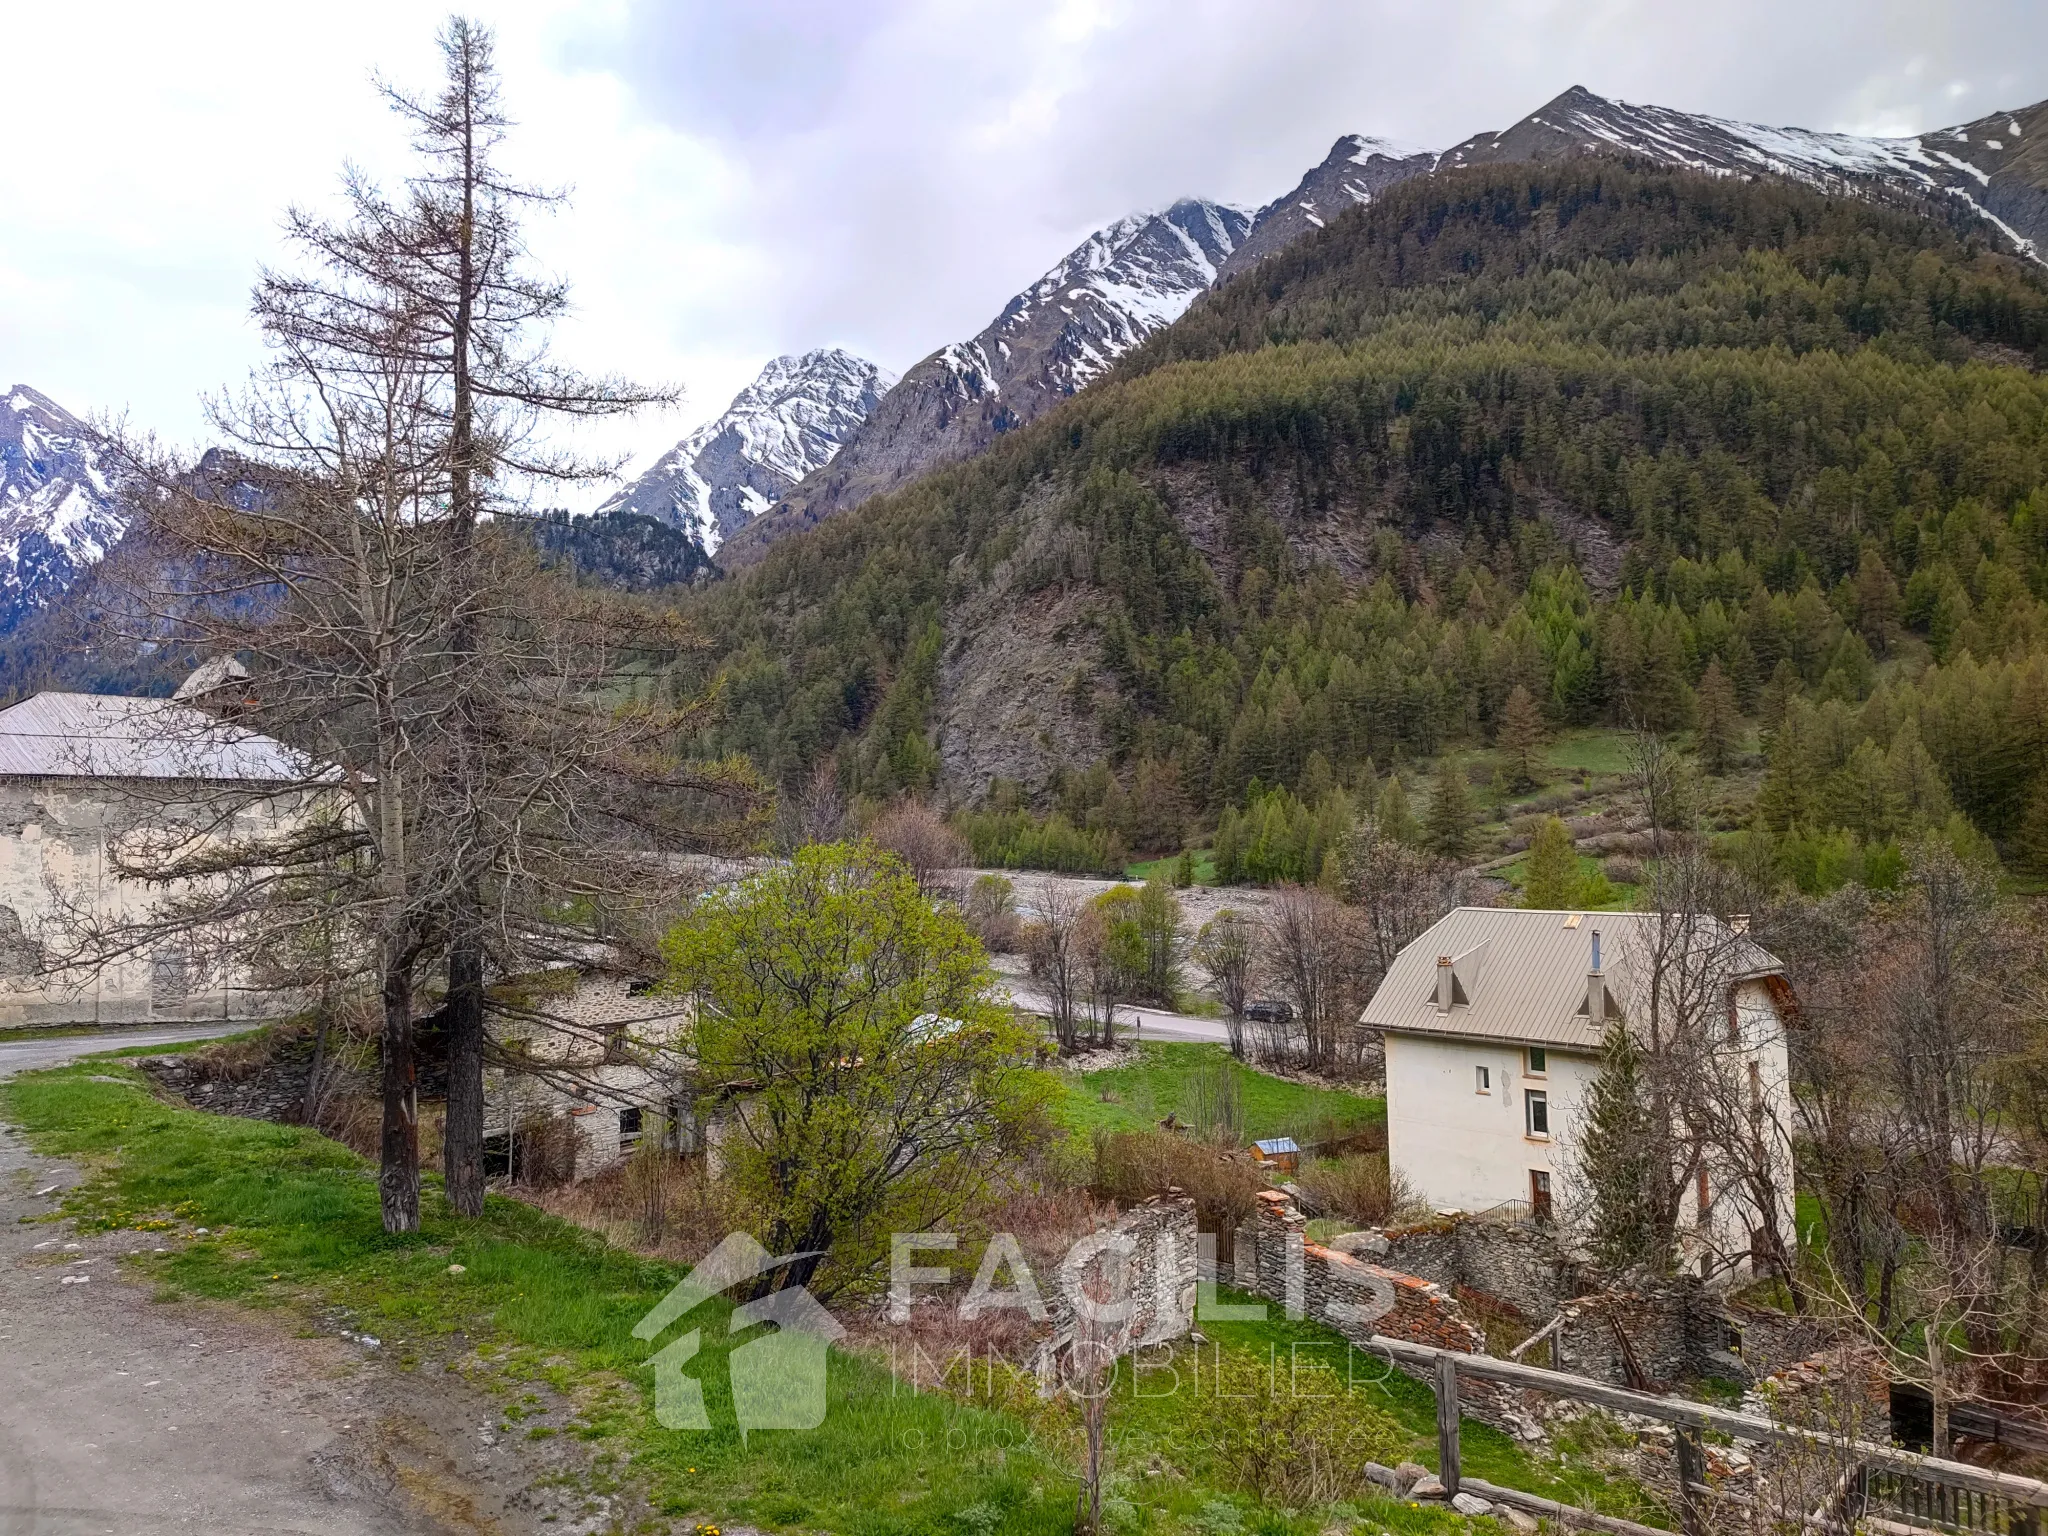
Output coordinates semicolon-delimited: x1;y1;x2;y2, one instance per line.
0;687;317;1026
1363;906;1796;1282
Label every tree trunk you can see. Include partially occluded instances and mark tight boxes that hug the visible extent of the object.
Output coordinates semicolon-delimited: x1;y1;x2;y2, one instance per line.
380;955;420;1233
443;924;486;1217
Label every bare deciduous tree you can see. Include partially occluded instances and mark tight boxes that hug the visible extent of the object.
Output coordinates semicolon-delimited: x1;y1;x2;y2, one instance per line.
1193;908;1259;1059
867;800;967;900
1266;883;1363;1072
252;18;681;1218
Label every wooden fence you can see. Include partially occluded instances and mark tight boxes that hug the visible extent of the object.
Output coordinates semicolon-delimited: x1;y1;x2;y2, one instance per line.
1366;1335;2048;1536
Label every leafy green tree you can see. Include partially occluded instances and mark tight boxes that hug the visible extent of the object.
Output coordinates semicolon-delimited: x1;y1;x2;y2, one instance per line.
1695;659;1740;776
2018;779;2048;878
663;843;1050;1295
1497;683;1547;791
1522;816;1581;909
1133;881;1186;1003
1423;764;1476;863
1578;1021;1668;1273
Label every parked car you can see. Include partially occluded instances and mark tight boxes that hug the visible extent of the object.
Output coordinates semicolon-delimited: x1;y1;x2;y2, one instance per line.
1243;998;1294;1025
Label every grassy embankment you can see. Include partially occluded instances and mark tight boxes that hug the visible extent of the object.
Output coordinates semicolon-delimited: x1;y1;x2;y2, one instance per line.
5;1049;1661;1534
1053;1042;1385;1143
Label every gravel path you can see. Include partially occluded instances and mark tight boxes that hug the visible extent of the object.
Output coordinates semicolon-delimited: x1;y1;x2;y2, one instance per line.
0;1026;619;1536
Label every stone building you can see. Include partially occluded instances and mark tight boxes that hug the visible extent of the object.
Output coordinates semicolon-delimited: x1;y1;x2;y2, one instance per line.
0;688;313;1027
484;971;697;1181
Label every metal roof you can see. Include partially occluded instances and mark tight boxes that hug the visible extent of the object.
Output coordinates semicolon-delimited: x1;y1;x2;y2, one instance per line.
1252;1137;1301;1155
0;691;311;783
1360;907;1784;1050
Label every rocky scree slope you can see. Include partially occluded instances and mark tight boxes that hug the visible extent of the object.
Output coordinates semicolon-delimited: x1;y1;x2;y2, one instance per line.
599;347;894;555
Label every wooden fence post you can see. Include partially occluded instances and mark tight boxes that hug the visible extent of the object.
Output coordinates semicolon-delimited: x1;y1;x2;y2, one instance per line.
1436;1351;1462;1498
1675;1428;1707;1536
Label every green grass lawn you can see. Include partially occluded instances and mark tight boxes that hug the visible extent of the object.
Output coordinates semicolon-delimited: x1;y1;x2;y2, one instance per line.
1542;729;1636;776
4;1058;1074;1536
1123;850;1217;885
1123;1302;1671;1529
1054;1042;1384;1144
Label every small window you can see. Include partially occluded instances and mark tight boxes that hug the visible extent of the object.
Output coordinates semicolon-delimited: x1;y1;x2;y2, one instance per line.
1525;1090;1549;1138
618;1106;644;1147
1475;1064;1491;1093
1530;1170;1553;1222
1526;1046;1547;1076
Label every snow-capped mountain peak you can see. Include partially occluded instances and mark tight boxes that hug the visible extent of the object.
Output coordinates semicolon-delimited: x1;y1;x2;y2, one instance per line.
0;385;130;629
1439;86;2048;263
598;348;895;554
723;197;1256;559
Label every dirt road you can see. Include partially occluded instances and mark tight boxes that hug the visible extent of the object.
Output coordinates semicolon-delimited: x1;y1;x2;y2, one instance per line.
0;1027;616;1536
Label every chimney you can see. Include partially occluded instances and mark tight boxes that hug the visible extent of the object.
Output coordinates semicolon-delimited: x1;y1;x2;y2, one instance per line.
1587;929;1606;1023
1435;955;1454;1013
1730;913;1751;935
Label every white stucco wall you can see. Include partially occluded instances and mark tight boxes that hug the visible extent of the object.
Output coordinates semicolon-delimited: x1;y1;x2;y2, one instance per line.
1386;976;1797;1283
1384;1030;1601;1215
0;776;305;1027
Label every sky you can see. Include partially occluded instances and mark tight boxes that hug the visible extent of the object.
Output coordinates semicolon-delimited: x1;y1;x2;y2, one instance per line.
4;0;2043;504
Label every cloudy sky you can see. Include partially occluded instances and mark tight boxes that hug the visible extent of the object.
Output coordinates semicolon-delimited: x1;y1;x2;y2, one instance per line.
5;0;2042;501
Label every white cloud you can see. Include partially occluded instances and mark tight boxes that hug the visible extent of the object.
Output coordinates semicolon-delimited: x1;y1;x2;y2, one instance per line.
2;1;2041;507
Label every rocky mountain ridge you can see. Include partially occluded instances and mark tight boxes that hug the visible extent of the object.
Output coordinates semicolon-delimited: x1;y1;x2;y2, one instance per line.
719;198;1252;564
598;348;895;555
0;386;129;633
722;84;2048;566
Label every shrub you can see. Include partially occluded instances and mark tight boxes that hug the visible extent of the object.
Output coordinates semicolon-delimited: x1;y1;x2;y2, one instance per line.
963;873;1023;952
1204;1356;1407;1506
1295;1152;1412;1227
1091;1129;1266;1257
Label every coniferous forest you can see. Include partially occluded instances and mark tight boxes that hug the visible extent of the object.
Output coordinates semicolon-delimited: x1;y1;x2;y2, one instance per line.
674;161;2048;887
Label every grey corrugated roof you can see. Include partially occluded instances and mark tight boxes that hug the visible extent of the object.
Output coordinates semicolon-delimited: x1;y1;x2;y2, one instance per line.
0;692;310;782
1360;907;1783;1049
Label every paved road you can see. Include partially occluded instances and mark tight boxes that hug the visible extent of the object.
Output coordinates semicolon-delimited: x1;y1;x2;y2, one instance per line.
995;980;1238;1046
0;1024;446;1535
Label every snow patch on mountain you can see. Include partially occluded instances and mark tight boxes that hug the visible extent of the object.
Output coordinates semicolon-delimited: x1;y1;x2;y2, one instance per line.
600;349;895;554
0;386;129;630
1438;87;2047;263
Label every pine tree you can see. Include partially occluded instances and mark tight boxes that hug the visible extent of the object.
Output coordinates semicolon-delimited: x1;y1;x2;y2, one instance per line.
2017;778;2048;878
1378;774;1420;847
1695;659;1740;776
1424;764;1476;863
1852;546;1904;653
1579;1021;1667;1273
1522;816;1581;908
1497;683;1546;791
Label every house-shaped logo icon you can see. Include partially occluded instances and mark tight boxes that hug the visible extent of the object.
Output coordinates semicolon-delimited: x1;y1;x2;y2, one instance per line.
633;1232;846;1437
